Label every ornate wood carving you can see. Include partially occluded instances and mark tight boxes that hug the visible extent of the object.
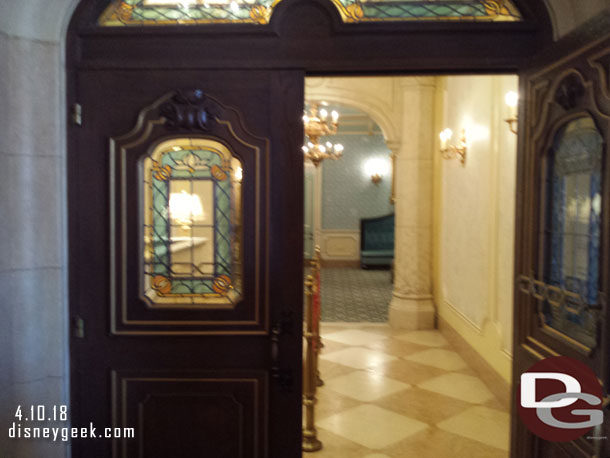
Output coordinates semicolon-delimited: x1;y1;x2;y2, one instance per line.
108;88;269;335
159;89;218;131
554;74;585;110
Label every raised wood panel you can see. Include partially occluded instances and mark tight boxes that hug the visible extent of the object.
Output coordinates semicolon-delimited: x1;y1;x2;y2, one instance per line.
112;371;267;458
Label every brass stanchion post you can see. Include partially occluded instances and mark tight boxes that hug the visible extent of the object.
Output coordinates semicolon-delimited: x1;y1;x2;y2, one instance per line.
313;246;324;387
303;274;322;452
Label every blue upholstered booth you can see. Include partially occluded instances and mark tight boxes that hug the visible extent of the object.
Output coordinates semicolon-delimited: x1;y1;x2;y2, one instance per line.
360;213;395;268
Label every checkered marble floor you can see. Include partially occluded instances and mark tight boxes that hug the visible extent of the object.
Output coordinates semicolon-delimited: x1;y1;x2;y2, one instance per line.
305;323;510;458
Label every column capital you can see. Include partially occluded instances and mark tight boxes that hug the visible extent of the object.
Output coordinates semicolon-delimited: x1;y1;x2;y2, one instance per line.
385;140;401;154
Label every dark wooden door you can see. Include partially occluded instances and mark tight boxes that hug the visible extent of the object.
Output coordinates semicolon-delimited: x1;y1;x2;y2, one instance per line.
511;32;610;458
68;69;304;457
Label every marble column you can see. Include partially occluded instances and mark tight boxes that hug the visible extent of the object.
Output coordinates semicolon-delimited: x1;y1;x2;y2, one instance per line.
388;78;436;330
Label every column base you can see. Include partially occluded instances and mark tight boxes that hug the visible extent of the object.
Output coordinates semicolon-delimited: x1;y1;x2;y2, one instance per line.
388;293;435;330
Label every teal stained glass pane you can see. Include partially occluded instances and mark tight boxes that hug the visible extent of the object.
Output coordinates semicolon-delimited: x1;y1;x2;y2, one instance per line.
99;0;521;26
142;138;242;307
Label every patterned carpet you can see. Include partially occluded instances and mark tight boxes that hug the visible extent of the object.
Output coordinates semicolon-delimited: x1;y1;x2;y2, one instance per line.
320;268;393;322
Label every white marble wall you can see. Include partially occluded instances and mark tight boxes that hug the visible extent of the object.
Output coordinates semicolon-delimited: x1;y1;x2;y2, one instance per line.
0;30;69;458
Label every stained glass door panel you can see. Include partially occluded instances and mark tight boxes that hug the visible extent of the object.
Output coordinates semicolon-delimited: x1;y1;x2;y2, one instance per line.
142;138;243;307
543;116;603;348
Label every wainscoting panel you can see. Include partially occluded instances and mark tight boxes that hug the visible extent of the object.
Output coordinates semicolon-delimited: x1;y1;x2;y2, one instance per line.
321;230;360;260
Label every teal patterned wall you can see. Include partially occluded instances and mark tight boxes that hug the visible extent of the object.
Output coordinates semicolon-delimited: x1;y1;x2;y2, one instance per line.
321;132;393;230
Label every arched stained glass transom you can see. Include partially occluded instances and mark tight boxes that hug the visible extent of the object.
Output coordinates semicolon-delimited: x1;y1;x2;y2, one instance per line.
99;0;522;26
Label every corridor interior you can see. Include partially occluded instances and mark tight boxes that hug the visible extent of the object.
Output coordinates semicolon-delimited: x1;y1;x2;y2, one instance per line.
303;74;517;458
310;322;510;458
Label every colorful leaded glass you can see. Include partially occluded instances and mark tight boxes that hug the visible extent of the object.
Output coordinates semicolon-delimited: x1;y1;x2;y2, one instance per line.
142;138;243;307
543;116;603;348
99;0;522;26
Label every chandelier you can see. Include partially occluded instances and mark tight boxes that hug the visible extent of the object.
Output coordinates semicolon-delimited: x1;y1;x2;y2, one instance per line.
302;102;344;167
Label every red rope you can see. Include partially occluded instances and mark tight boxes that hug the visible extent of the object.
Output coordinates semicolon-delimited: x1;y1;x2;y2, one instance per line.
313;268;321;350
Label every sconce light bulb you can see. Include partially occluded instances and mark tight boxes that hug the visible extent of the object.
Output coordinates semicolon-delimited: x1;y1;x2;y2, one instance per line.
318;145;326;154
505;91;519;108
319;109;328;120
308;142;314;149
334;144;344;153
331;110;339;122
440;128;453;142
326;141;332;149
302;146;309;153
303;115;309;123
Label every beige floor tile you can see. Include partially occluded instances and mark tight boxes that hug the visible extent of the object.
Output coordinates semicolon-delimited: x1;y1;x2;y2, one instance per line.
395;330;449;347
319;338;351;355
437;406;510;451
324;329;388;346
324;370;410;402
314;386;363;420
307;428;372;458
358;324;411;337
417;372;494;404
362;454;392;458
405;348;467;371
321;347;397;370
364;337;432;358
456;366;478;377
483;395;509;412
383;427;508;458
318;404;428;450
318;358;360;381
367;358;447;385
374;386;474;425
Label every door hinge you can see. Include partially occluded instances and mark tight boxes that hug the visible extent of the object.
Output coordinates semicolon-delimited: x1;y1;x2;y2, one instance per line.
72;103;82;126
73;317;85;339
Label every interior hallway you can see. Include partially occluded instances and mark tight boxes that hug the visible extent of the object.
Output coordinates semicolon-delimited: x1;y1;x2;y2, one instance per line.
309;323;510;458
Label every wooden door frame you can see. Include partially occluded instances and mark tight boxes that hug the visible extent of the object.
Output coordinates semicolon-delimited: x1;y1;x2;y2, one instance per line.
67;1;610;457
67;0;553;73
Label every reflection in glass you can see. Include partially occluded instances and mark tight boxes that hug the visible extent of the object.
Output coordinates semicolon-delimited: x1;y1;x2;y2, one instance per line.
543;116;603;347
142;138;242;306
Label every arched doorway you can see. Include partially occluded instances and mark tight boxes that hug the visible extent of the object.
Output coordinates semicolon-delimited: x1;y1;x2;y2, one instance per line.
3;0;604;458
67;2;546;454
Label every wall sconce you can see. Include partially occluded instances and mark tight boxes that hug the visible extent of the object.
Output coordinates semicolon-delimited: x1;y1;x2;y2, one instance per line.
504;91;518;134
439;128;467;165
364;157;390;186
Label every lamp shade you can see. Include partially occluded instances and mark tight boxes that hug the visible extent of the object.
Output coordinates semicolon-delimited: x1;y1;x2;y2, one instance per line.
169;191;205;224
